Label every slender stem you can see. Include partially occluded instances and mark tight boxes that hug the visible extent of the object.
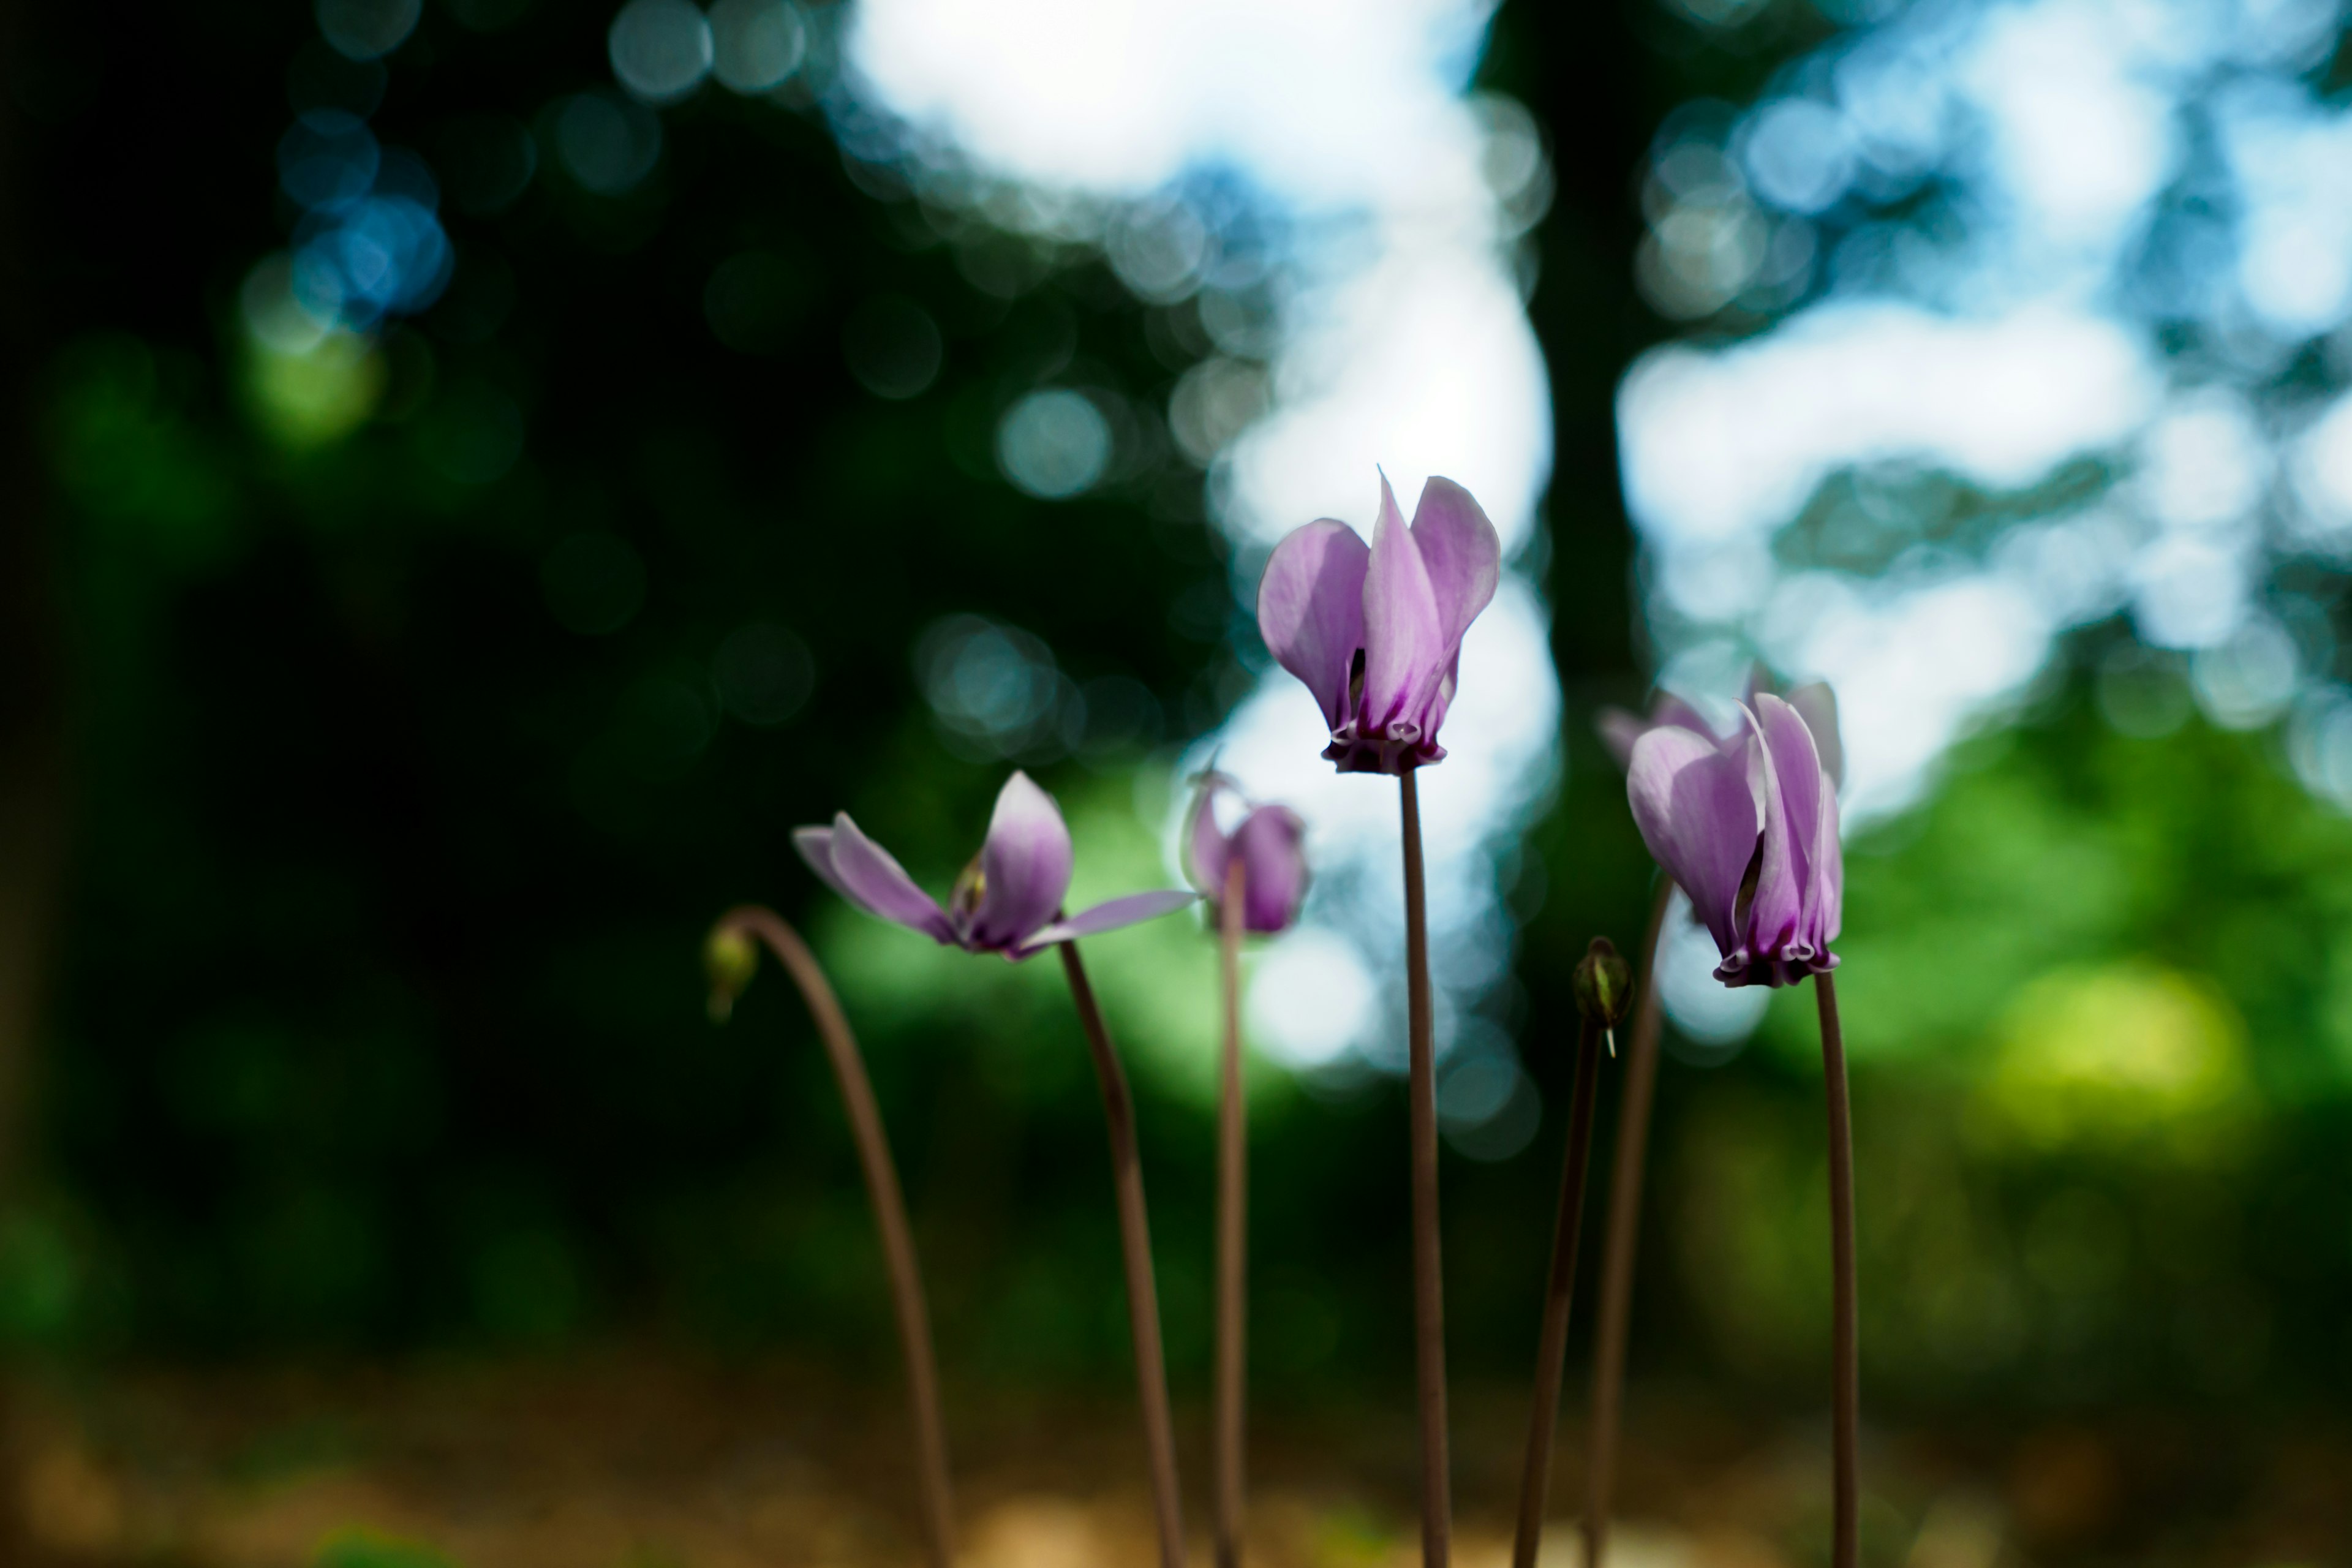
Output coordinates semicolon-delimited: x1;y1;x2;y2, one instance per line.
1216;860;1250;1568
1509;1009;1605;1568
1582;877;1675;1568
1059;938;1187;1568
1817;970;1859;1568
715;906;956;1568
1399;768;1450;1567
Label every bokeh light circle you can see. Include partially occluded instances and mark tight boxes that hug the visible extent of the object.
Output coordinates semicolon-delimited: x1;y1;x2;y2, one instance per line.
608;0;715;105
841;295;944;399
710;0;804;92
315;0;423;61
996;388;1110;498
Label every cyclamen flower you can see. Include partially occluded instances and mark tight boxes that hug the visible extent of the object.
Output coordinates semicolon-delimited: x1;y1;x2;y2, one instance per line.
1624;687;1843;988
1257;473;1501;774
1183;772;1308;934
796;771;1196;959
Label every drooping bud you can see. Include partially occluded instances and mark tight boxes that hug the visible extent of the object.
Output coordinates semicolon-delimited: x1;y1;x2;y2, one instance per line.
1573;937;1634;1033
704;923;760;1023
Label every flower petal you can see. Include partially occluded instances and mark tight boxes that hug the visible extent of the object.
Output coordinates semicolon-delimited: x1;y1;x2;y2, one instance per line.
1596;692;1712;769
970;771;1074;950
1360;473;1445;736
1738;702;1804;974
1786;681;1844;788
1818;779;1844;946
1626;724;1760;960
821;813;956;942
1232;804;1309;933
1257;519;1370;732
1183;776;1232;897
1408;477;1500;655
1016;889;1200;953
793;826;851;899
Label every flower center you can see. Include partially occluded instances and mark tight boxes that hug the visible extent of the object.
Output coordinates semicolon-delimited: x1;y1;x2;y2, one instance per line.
951;856;987;929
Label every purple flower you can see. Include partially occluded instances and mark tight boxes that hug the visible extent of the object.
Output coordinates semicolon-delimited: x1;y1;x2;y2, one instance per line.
1624;687;1842;988
1183;772;1309;935
1256;473;1502;774
796;771;1197;960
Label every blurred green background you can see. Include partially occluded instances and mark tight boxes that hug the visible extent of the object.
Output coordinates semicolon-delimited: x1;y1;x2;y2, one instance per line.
1;0;2349;1561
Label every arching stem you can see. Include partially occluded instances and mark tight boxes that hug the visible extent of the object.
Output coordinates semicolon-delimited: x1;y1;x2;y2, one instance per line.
1400;767;1451;1566
711;906;956;1568
1216;859;1250;1568
1058;938;1187;1568
1582;877;1674;1568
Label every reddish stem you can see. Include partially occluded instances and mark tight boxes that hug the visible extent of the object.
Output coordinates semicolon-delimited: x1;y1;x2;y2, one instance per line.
1215;859;1248;1568
1818;970;1859;1568
1058;938;1188;1568
1400;768;1451;1567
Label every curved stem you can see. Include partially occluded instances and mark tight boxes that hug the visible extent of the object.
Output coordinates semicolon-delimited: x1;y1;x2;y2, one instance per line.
1510;1008;1605;1568
713;906;956;1568
1216;860;1249;1568
1582;877;1675;1568
1817;970;1859;1568
1400;768;1450;1567
1058;938;1187;1568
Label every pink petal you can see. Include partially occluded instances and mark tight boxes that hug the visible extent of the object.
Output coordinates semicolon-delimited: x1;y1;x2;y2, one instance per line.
1408;477;1500;657
822;813;956;943
793;826;851;899
1626;724;1760;961
1819;780;1844;946
1786;681;1844;788
969;771;1073;950
1359;473;1445;738
1183;776;1233;897
1231;804;1309;933
1737;703;1804;973
1016;889;1200;954
1596;692;1713;770
1256;520;1370;732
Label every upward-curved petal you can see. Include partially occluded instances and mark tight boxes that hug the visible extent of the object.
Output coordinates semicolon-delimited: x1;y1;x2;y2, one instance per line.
970;771;1074;950
1738;703;1803;974
823;813;956;942
793;826;851;899
1183;777;1232;897
1626;725;1759;960
1257;521;1370;732
1360;473;1445;737
1597;692;1713;769
1408;477;1501;656
1786;681;1844;788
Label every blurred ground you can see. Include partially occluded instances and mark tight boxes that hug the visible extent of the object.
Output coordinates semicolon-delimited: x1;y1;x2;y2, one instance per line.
3;1354;2342;1568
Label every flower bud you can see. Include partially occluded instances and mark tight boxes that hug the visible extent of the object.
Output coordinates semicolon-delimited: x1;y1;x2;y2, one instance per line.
704;924;760;1023
1572;937;1633;1030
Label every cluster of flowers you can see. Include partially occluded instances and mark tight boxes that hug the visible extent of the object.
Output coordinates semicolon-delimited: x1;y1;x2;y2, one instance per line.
709;473;1856;1568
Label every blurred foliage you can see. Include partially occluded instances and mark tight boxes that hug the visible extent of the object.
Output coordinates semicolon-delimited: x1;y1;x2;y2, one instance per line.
3;0;2350;1453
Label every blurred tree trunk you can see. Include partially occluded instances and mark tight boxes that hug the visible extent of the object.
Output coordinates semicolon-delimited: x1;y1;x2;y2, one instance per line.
0;0;69;1556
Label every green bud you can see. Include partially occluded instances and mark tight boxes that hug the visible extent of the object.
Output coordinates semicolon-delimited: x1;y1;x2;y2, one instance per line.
1572;937;1633;1030
704;924;760;1024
